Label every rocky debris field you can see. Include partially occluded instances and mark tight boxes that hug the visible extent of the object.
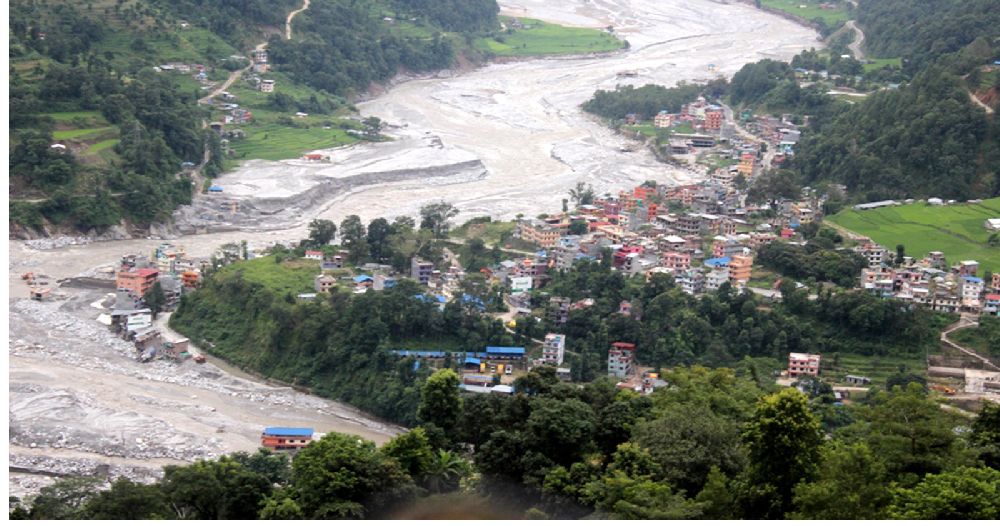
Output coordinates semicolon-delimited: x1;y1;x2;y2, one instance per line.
9;292;401;499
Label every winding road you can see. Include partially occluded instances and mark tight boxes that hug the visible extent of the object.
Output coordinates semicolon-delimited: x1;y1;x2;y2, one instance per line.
845;20;864;60
286;0;310;40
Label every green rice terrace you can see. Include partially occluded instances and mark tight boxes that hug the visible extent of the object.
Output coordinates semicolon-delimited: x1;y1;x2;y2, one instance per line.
475;17;626;57
828;197;1000;271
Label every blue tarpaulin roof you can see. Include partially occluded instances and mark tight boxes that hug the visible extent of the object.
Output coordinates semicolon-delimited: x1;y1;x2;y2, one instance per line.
486;347;526;356
415;294;447;303
208;186;223;191
704;257;732;267
264;427;314;436
354;275;373;282
465;357;481;365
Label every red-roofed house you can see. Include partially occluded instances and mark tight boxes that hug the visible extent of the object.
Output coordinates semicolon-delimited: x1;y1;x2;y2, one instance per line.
304;250;323;260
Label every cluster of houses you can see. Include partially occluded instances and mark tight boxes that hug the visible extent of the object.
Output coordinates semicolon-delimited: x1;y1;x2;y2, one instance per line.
859;247;1000;315
110;244;204;361
492;183;824;299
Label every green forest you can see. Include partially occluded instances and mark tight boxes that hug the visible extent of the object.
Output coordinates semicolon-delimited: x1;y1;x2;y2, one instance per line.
13;370;1000;519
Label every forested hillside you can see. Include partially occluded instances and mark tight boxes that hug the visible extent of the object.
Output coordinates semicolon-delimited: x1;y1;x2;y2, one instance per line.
8;0;501;235
856;0;1000;69
792;66;999;200
13;368;1000;519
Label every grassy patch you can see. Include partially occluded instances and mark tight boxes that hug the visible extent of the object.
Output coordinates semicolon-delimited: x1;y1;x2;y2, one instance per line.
474;17;625;57
822;352;927;387
828;197;1000;272
51;126;115;140
44;111;104;122
863;57;902;72
85;139;120;153
215;255;321;296
761;0;850;24
228;119;359;161
451;220;517;245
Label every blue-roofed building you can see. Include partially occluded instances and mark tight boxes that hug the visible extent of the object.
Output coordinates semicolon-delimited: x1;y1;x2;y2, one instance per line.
704;257;731;268
208;186;224;192
262;427;314;452
486;346;526;360
354;275;374;284
460;294;487;311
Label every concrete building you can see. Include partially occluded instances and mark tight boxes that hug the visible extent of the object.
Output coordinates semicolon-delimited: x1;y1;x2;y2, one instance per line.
855;244;890;269
608;342;635;377
117;268;159;297
543;333;567;365
261;427;313;453
314;274;336;294
260;79;275;92
411;257;434;286
549;296;570;325
789;353;820;377
705;267;730;292
704;109;723;131
729;255;753;284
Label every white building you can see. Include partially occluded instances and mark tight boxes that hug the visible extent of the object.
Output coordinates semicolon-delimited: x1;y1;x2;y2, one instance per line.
704;268;730;292
608;343;635;378
543;333;566;366
260;79;275;93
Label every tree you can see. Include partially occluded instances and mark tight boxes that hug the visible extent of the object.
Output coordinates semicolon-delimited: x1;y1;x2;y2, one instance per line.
160;458;271;520
424;449;471;494
381;427;434;479
143;281;167;318
340;215;368;263
362;116;383;139
82;478;172;520
895;244;906;266
969;402;1000;470
291;433;417;519
569;182;595;206
419;202;459;238
307;219;337;246
631;404;745;495
737;389;823;519
25;476;102;519
418;369;463;438
568;219;588;236
789;441;892;519
885;466;1000;519
863;383;963;477
229;448;292;486
366;217;394;263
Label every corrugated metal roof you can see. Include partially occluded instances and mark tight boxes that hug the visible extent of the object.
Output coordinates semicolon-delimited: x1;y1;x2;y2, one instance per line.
263;427;314;436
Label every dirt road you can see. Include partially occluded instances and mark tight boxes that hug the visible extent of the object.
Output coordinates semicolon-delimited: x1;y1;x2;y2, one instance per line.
286;0;310;40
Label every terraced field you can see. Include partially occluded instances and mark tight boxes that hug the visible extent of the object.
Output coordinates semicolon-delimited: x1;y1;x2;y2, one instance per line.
474;17;625;56
829;198;1000;271
228;120;359;161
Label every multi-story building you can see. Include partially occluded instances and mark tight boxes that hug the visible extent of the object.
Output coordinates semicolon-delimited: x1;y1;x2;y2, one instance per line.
705;268;730;292
608;342;636;377
737;154;756;178
984;294;1000;316
662;251;691;271
411;257;434;286
855;244;890;269
549;296;570;325
261;427;313;453
953;260;979;277
704;109;723;131
260;79;275;92
181;270;200;289
543;333;567;365
314;274;336;294
654;111;675;129
116;268;159;297
788;353;820;377
519;219;564;248
713;240;748;259
993;272;1000;294
729;255;753;284
677;270;705;296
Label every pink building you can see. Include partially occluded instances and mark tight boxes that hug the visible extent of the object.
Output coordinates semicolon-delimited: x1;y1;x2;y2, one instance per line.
662;251;691;271
788;353;821;377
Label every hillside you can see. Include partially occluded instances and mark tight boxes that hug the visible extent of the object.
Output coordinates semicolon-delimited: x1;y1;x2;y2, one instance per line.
828;197;1000;272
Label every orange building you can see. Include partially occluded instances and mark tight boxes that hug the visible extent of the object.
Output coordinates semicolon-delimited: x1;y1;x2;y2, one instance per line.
117;268;159;297
181;271;200;289
261;427;314;452
705;109;723;131
729;255;753;284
